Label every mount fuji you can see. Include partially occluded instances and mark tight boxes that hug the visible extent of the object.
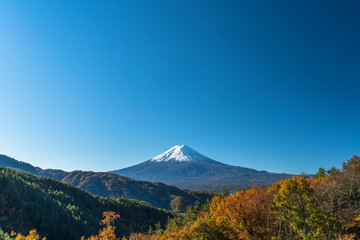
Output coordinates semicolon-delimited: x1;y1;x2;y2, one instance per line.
150;145;215;163
110;145;290;191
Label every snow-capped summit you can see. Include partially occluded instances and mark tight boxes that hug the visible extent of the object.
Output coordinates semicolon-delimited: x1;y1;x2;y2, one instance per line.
150;145;212;162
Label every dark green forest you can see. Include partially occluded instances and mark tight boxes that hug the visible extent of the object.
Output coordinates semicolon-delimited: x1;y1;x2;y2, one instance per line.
0;167;172;240
0;154;213;212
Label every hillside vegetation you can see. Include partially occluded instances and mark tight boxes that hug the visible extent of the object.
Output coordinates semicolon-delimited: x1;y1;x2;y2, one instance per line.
126;154;360;239
0;154;213;212
0;166;172;240
2;155;360;239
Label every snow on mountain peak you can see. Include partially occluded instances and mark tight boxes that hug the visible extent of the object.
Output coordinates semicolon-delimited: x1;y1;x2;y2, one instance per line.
150;145;211;162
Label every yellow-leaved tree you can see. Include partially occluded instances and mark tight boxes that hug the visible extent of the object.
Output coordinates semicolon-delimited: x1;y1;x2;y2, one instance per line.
11;229;46;240
81;211;120;240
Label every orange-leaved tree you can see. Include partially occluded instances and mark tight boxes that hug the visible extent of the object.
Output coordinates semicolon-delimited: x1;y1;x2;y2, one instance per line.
191;186;275;240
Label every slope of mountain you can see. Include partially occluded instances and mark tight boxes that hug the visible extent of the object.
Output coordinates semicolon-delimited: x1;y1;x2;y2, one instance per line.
61;171;212;212
0;154;67;180
0;166;172;240
0;154;212;211
111;145;291;192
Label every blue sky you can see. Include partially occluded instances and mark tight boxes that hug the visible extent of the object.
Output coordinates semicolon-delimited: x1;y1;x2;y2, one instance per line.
0;1;359;174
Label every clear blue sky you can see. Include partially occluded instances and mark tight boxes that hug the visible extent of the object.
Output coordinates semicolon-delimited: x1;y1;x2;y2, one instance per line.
0;1;359;174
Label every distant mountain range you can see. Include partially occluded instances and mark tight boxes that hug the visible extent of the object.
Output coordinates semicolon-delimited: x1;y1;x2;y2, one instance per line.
0;154;212;211
111;145;291;191
0;145;291;203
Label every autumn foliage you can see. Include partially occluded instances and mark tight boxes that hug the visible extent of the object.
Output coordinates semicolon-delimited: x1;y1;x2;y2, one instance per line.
127;154;360;240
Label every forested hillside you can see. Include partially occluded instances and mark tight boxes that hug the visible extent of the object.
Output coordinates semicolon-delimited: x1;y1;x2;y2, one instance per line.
61;171;212;212
0;166;172;240
0;154;213;211
2;155;360;240
126;154;360;239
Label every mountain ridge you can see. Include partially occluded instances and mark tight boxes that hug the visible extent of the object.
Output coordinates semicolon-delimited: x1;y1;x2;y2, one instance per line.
0;154;212;211
111;145;291;191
